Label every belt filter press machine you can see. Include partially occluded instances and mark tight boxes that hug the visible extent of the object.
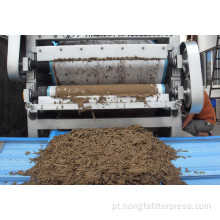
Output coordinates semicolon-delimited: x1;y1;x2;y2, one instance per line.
1;35;220;184
7;35;204;137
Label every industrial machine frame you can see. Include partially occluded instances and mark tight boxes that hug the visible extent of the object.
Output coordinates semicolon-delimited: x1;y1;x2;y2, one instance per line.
7;35;204;137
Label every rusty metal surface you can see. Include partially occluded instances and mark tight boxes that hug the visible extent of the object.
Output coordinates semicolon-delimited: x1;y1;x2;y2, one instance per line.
51;59;167;85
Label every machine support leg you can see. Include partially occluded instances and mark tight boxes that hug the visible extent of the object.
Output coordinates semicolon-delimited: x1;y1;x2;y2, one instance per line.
170;109;182;137
28;117;39;137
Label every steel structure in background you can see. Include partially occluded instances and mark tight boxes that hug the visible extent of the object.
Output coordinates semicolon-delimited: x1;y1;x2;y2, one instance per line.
197;35;220;90
209;35;220;99
7;35;204;137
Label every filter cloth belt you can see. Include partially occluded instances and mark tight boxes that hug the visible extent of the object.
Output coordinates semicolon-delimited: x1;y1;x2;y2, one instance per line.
49;59;168;86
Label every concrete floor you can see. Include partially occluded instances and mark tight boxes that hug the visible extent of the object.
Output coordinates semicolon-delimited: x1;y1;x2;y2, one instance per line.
212;121;220;136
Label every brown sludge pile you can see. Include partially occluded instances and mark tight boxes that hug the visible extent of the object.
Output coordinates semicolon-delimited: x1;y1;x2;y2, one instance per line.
23;125;185;185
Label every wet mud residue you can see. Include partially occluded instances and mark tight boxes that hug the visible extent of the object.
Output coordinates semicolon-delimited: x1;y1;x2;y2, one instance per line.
18;125;185;185
25;151;31;155
54;84;158;109
55;84;158;97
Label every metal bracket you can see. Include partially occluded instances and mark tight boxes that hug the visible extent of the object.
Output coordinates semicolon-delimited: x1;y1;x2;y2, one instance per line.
22;57;29;71
178;86;184;100
176;55;183;69
23;89;30;103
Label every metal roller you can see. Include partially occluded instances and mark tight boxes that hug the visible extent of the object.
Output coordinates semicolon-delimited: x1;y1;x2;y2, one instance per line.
46;84;166;98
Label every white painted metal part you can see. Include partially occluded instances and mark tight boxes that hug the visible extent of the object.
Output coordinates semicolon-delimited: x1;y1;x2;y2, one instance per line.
30;93;176;112
36;44;169;61
7;35;21;81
